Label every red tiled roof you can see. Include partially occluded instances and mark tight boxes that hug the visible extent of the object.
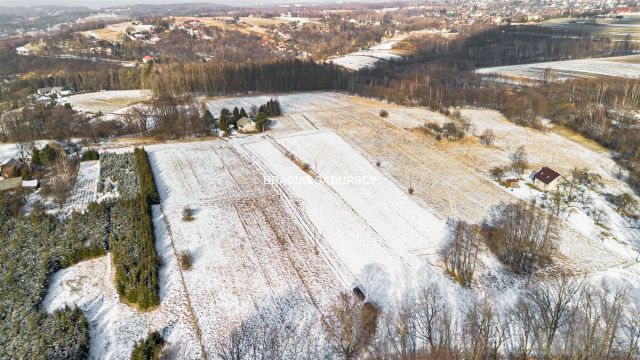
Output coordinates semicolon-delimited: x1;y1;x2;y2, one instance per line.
534;167;560;185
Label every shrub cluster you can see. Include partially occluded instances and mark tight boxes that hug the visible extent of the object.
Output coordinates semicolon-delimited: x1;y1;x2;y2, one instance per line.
131;331;165;360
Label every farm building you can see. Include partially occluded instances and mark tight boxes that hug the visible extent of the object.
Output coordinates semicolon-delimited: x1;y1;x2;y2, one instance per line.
37;87;52;96
532;166;561;191
22;179;39;189
1;158;24;178
237;117;256;133
0;177;23;192
505;178;520;188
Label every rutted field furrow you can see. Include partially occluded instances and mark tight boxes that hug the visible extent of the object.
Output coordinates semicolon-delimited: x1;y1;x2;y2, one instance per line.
308;106;514;222
146;141;340;357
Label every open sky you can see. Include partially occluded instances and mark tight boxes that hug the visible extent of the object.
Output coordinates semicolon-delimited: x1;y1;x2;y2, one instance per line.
0;0;340;8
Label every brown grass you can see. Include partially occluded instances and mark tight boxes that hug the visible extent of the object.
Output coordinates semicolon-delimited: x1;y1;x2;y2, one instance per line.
550;124;609;154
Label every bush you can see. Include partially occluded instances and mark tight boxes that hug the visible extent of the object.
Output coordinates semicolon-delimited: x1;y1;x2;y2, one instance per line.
379;109;389;117
134;148;160;205
179;250;193;271
111;198;159;309
182;206;195;221
81;149;99;161
131;331;165;360
479;129;495;145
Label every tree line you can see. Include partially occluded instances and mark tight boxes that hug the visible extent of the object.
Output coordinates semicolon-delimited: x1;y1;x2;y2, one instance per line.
106;148;161;310
213;275;640;360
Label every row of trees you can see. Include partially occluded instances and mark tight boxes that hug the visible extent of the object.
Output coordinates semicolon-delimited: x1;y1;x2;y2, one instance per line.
109;149;160;310
214;276;640;360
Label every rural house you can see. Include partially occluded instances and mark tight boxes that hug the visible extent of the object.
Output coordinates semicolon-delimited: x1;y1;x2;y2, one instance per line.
237;117;256;133
1;158;24;178
37;87;52;96
532;166;561;191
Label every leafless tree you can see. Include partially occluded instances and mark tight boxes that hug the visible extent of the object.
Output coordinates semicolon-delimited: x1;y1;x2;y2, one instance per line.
479;128;495;145
441;220;481;286
323;293;379;360
47;154;79;208
463;297;509;360
485;201;558;274
525;276;584;357
510;146;528;177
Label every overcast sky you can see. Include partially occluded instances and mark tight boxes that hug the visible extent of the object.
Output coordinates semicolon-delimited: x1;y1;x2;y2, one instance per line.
0;0;334;8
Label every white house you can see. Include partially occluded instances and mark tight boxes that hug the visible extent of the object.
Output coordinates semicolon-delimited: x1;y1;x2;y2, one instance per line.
237;117;256;133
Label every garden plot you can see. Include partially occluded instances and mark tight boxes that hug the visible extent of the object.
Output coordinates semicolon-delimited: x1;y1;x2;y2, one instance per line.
145;140;340;357
43;206;203;360
476;55;640;81
64;160;100;215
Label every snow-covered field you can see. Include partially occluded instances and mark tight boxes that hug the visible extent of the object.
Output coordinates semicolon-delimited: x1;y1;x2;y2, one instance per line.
329;38;404;70
243;131;447;305
477;55;640;81
145;140;340;357
41;91;640;358
62;90;151;114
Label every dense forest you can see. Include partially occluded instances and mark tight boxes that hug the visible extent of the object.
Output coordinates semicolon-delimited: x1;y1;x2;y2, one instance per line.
147;59;351;97
0;147;161;358
0;201;107;359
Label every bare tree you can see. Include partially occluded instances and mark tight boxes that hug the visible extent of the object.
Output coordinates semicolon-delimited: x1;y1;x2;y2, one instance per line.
485;201;558;274
526;276;584;357
47;154;79;208
323;293;379;360
510;146;528;177
463;297;509;360
441;220;481;286
479;128;495;145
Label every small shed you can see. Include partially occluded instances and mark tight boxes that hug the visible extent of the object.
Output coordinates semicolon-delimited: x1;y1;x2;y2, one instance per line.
237;117;256;133
22;179;39;189
532;167;561;191
505;178;520;188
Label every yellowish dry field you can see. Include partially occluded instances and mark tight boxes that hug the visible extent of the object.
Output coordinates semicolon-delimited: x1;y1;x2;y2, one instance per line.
173;16;288;36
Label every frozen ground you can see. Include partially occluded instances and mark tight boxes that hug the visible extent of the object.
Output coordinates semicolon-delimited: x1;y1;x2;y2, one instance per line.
61;90;151;114
145;140;341;357
476;55;640;81
242;131;447;306
40;91;640;358
328;32;408;70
